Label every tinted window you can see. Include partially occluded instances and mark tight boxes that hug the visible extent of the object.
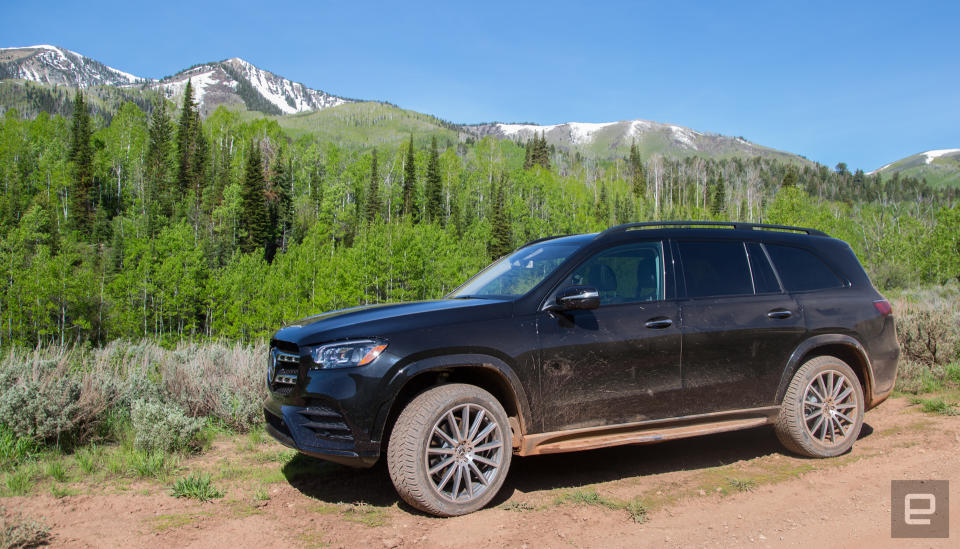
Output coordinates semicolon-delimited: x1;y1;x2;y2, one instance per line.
678;240;753;298
747;242;781;294
765;244;845;292
568;242;664;304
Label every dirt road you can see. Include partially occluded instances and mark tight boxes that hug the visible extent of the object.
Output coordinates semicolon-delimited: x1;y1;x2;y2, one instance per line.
10;396;960;548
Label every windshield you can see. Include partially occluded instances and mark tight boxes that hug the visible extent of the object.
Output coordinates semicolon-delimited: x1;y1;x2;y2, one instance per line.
450;242;582;298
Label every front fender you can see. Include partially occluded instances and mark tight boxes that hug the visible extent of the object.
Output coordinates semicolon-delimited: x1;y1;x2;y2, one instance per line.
371;353;532;444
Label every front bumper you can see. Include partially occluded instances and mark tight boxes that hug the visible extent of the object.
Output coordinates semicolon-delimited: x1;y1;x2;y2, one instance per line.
263;400;380;468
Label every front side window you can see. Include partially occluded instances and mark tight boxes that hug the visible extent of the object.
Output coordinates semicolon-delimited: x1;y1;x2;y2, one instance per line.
565;242;664;305
450;242;582;298
678;240;753;298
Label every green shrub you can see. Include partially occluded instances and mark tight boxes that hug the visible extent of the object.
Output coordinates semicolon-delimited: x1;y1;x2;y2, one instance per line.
170;473;224;502
0;507;50;549
130;400;204;454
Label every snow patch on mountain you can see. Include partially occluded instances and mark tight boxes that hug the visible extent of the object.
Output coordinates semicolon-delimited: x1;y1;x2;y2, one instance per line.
922;149;960;164
498;123;558;136
868;161;895;175
567;122;616;144
668;124;700;149
157;67;232;105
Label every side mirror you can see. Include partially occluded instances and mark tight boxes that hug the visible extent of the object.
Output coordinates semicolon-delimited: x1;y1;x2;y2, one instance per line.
551;285;600;311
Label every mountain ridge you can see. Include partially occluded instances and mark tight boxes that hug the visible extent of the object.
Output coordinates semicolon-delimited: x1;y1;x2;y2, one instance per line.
1;44;812;164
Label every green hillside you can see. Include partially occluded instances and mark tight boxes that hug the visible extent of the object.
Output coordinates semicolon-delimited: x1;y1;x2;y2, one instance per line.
259;101;461;148
872;149;960;188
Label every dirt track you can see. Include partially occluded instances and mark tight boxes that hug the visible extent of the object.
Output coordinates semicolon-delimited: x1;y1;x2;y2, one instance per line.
11;396;960;548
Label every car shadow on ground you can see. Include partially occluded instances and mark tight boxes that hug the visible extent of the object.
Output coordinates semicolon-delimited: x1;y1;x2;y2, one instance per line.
283;422;875;512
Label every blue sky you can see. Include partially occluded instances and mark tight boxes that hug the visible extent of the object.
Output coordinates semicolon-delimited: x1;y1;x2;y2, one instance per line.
2;0;957;171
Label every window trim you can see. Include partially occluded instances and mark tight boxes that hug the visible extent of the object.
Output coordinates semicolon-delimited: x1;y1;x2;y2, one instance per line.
745;241;784;295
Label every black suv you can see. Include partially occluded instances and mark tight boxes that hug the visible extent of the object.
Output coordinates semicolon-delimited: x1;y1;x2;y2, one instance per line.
264;221;899;516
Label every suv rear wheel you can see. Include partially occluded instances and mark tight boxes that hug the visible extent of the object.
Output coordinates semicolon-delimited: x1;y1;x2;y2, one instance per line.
387;383;512;516
775;356;864;457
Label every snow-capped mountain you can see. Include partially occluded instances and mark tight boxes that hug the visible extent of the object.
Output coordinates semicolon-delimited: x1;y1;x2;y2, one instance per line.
466;119;803;162
0;45;143;87
152;58;350;116
0;45;351;116
868;149;960;187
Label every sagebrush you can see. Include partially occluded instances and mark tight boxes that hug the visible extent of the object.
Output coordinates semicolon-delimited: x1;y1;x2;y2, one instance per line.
0;340;266;452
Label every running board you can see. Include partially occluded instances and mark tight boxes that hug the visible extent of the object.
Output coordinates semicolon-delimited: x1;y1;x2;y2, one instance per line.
517;407;779;456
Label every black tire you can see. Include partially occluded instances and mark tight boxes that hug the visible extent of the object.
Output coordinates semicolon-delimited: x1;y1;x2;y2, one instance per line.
775;355;865;458
387;383;512;516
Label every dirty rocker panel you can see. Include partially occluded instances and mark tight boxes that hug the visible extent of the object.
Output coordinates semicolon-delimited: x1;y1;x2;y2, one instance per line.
516;406;781;456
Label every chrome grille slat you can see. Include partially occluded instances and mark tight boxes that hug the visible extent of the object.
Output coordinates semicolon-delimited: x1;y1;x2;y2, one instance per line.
269;347;300;394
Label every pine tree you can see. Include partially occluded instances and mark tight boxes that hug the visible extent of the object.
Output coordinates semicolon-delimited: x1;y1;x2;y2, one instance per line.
425;137;443;223
145;98;173;225
488;181;512;259
711;175;727;216
267;149;293;260
364;149;381;223
530;132;550;169
69;90;94;237
175;80;207;209
595;183;610;222
401;135;417;219
629;141;645;198
782;169;798;188
523;139;533;169
239;143;269;254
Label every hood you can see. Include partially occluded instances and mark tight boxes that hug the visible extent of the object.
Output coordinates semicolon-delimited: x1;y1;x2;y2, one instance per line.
271;298;511;346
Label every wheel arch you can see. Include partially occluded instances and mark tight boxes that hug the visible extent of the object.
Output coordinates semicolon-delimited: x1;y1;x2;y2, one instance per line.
374;354;532;450
775;334;875;408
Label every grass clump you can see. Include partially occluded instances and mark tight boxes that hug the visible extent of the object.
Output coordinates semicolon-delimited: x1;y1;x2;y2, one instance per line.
910;397;960;416
501;501;535;512
0;426;39;471
0;507;50;549
342;502;389;527
726;477;757;492
170;473;224;502
3;469;35;497
554;488;648;523
624;499;648;524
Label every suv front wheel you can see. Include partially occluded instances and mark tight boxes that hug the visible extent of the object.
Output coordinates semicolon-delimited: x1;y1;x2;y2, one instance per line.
387;383;512;516
775;356;865;457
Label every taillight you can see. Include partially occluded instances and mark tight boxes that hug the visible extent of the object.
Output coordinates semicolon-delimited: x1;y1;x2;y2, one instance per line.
873;299;892;316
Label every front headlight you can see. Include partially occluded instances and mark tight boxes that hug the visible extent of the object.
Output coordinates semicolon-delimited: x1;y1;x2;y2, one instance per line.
305;339;387;370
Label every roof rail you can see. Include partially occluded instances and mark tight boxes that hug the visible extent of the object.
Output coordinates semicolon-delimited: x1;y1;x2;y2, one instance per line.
597;221;828;238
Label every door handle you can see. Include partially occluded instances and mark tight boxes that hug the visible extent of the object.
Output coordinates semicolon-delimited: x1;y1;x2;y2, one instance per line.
645;318;673;329
767;309;793;320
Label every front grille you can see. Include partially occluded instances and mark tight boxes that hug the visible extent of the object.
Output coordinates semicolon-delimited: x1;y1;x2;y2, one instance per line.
269;347;300;395
298;405;354;442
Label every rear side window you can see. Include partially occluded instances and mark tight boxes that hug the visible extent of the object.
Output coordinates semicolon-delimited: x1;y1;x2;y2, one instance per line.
678;241;753;298
747;243;781;294
765;244;845;292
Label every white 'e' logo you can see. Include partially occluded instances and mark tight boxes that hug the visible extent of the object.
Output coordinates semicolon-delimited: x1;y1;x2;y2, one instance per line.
904;493;936;526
